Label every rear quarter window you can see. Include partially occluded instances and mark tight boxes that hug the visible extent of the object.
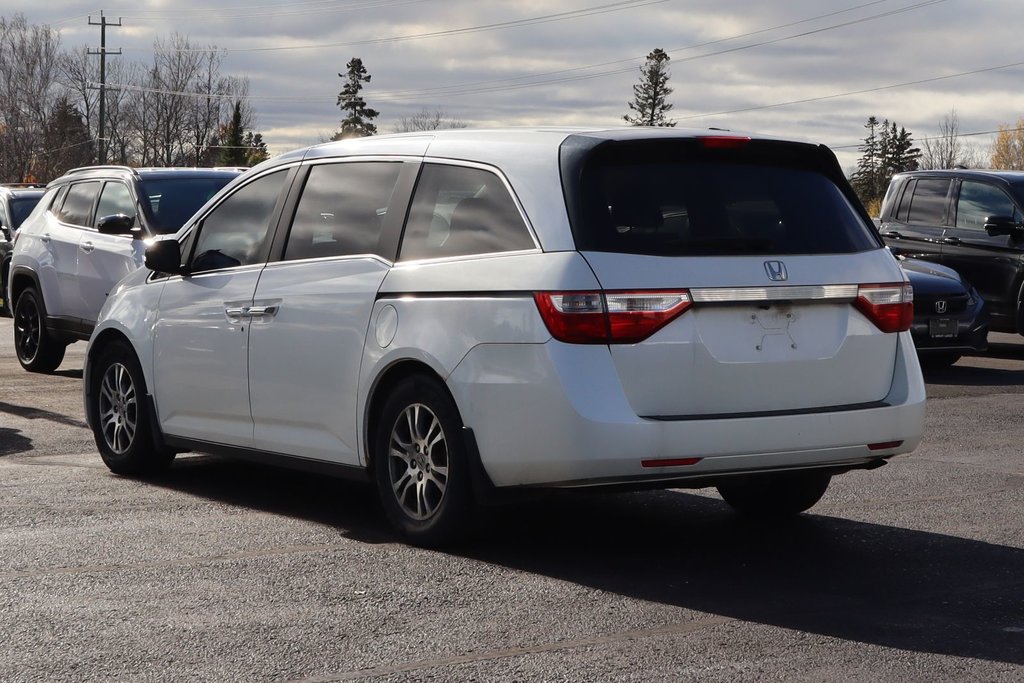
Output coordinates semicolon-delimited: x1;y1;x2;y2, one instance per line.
57;181;101;227
571;148;877;256
399;164;535;261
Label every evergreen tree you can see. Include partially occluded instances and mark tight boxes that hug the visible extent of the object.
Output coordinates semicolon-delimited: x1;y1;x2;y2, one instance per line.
334;57;379;139
39;97;94;180
851;116;881;205
219;101;247;166
852;116;919;210
242;131;270;166
624;49;675;127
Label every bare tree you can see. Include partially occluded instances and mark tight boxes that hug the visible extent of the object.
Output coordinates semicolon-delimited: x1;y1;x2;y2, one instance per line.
0;15;65;182
392;107;467;133
920;110;981;169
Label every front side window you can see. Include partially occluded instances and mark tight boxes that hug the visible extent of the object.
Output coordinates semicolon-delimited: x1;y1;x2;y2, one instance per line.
95;182;136;227
956;181;1020;230
905;178;951;225
189;171;288;272
399;164;534;261
284;162;402;261
56;181;101;226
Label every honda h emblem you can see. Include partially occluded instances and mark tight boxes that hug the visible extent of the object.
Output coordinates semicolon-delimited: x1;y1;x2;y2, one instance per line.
935;300;948;314
764;260;788;282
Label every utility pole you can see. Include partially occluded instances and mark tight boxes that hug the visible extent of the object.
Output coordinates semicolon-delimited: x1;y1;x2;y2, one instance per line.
88;11;122;164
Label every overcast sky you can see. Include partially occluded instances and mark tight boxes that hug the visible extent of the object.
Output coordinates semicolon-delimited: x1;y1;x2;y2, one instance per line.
10;0;1024;169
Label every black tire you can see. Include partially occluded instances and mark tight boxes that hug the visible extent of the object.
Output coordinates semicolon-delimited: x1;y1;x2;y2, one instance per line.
0;261;11;317
373;375;474;547
717;471;832;517
89;339;175;476
918;352;961;370
13;287;66;373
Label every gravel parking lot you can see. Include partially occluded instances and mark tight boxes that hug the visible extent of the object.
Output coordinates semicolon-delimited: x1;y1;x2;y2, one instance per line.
1;319;1022;682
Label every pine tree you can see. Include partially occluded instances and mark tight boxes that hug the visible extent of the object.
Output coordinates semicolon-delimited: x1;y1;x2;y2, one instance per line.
219;101;247;166
334;57;379;139
242;132;270;166
624;49;675;127
851;116;881;205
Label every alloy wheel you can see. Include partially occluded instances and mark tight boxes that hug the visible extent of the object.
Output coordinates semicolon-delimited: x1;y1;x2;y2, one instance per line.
387;403;450;520
98;362;138;455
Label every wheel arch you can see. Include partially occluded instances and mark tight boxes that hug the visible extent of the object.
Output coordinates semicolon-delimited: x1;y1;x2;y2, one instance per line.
363;359;451;470
9;265;41;311
84;327;137;431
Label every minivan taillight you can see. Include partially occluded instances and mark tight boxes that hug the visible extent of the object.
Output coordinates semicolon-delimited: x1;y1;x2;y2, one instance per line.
854;283;913;333
534;290;692;344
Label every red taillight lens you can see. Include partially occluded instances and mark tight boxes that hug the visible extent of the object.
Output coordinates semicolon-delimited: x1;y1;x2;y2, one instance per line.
854;283;913;333
534;290;692;344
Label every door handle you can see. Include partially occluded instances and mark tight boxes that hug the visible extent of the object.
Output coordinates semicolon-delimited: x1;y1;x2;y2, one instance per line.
81;240;95;253
942;237;962;246
224;306;247;320
39;233;51;243
882;231;903;239
246;305;278;318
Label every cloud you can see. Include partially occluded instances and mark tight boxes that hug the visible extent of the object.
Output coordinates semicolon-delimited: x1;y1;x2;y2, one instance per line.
7;0;1024;168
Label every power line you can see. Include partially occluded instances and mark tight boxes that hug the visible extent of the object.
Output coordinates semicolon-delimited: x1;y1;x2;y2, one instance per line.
677;59;1024;122
833;126;1024;150
117;0;671;53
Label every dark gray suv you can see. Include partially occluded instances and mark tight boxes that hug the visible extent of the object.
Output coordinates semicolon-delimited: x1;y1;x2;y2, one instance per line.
879;169;1024;335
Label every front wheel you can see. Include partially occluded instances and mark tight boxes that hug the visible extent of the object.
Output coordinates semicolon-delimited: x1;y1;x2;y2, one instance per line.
90;340;175;476
717;471;831;517
13;287;66;372
373;375;474;546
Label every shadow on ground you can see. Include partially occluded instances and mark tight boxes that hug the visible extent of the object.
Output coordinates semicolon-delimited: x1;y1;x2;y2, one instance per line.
0;427;32;456
144;454;1024;666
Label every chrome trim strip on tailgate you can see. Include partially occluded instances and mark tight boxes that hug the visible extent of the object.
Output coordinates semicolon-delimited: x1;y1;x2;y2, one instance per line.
690;284;859;303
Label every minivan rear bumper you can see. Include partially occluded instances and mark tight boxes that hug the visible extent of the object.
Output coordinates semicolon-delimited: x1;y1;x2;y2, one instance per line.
447;331;925;488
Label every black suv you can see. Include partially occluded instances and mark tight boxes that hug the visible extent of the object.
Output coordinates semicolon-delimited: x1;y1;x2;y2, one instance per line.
9;166;241;370
0;183;47;315
879;169;1024;335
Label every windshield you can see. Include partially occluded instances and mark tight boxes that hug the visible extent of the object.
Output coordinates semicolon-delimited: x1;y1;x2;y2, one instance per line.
10;196;42;229
140;176;236;234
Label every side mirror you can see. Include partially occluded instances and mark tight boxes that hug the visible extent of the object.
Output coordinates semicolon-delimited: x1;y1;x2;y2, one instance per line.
984;215;1021;237
96;213;138;237
145;238;185;275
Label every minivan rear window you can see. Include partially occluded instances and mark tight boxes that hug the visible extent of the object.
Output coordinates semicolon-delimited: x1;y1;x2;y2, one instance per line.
569;142;879;256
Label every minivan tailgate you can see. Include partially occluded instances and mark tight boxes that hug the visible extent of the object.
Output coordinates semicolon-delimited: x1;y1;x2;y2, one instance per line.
583;251;904;417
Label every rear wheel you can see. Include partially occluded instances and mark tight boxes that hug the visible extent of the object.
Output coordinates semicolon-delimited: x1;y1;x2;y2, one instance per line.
13;287;66;372
717;471;831;517
373;375;474;546
90;340;175;476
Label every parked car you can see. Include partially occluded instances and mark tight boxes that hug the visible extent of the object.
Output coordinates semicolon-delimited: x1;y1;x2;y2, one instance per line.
83;128;925;546
0;183;46;316
899;257;988;367
8;165;243;371
879;168;1024;336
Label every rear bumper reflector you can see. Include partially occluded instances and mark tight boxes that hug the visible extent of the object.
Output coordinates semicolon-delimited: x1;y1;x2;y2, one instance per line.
641;457;703;468
867;440;903;451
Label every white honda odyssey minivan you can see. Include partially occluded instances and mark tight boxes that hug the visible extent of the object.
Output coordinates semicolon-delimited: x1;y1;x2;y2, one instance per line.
84;128;926;545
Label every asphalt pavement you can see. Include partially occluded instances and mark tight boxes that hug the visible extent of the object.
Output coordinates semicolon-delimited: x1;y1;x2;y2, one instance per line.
1;320;1022;682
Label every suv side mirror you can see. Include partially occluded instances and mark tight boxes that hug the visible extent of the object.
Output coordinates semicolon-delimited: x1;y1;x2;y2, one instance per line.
96;213;139;237
145;239;186;275
984;215;1021;237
